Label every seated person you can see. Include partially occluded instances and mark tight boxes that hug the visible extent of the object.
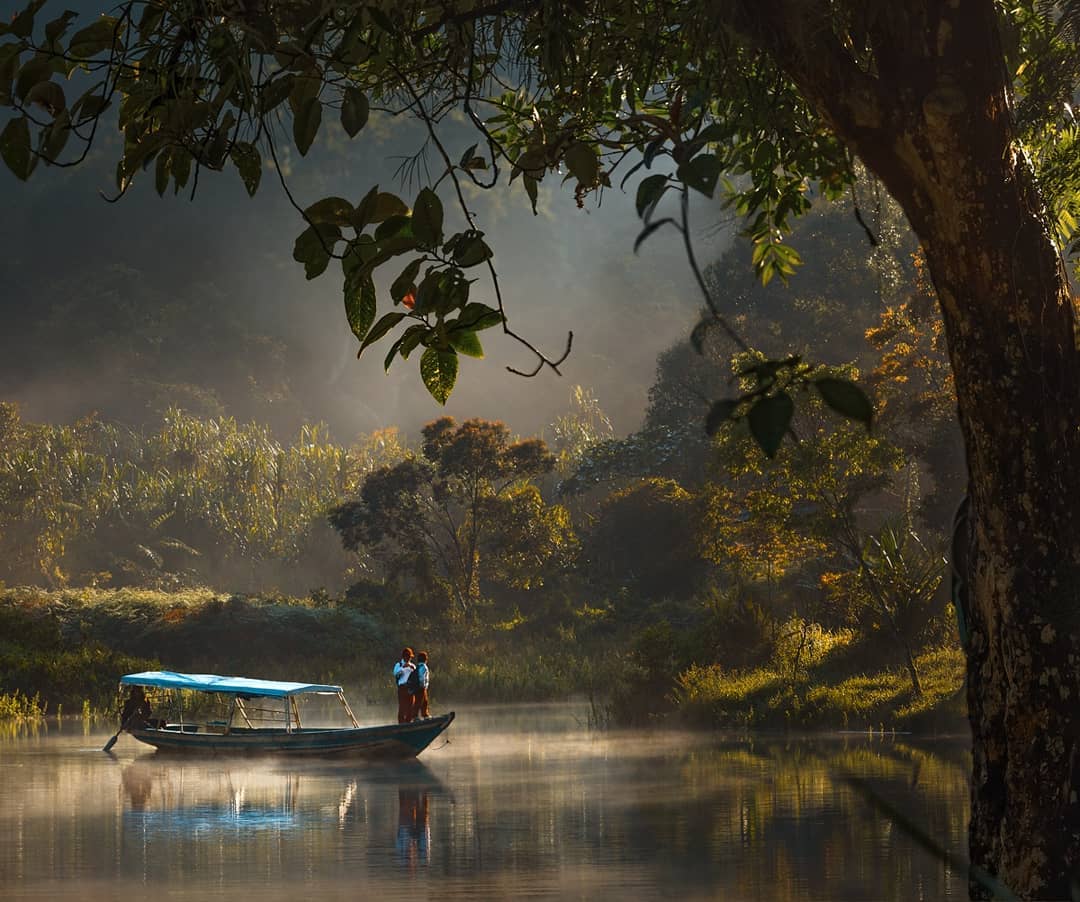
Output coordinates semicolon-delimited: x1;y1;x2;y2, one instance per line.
119;687;154;729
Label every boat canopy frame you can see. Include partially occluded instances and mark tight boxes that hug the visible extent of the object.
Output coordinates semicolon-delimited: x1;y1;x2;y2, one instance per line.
120;671;344;699
119;672;361;732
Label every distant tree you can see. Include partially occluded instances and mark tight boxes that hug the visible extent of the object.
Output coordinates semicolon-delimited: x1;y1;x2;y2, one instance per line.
329;417;564;615
548;385;615;479
864;252;964;527
584;477;705;601
0;406;388;591
699;387;904;615
0;406;106;585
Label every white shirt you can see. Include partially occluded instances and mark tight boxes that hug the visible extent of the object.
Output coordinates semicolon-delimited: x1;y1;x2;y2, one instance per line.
394;660;414;686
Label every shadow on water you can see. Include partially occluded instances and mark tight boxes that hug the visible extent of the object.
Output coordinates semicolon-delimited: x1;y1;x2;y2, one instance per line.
0;706;971;900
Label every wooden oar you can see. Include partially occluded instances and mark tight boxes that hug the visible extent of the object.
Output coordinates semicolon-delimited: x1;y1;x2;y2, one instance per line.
102;715;135;753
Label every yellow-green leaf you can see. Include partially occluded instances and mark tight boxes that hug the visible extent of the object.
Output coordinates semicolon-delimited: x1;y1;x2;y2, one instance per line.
420;347;458;405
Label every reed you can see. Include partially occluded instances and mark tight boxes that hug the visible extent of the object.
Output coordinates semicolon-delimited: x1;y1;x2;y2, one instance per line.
0;689;46;721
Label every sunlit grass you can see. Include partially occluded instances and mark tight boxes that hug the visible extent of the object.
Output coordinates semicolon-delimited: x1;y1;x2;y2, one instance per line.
438;642;594;701
675;645;965;732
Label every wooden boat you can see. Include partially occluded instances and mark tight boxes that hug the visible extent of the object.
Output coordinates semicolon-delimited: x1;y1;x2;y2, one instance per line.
117;671;454;758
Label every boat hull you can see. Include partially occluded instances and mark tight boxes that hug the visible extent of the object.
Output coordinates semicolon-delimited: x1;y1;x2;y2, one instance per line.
128;712;454;758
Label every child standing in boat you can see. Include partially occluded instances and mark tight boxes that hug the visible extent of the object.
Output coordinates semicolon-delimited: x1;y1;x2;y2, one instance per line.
394;647;416;724
413;651;431;720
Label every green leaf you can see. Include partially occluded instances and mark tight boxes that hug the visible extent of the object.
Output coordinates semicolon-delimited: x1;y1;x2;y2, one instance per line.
15;57;51;102
0;44;20;104
412;187;443;247
635;173;668;220
420;347;458;405
137;3;165;41
230;142;261;196
351;185;378;230
449;329;483;358
171;149;191;194
293;223;340;279
8;3;39;39
294;96;321;155
359;311;406;356
815;377;874;429
634;217;676;253
391;258;422;303
458;302;502;331
375;214;412;241
122;132;167;176
0;116;33;180
25;78;64;115
305;195;354;226
453;232;492;267
677;153;720;197
67;17;118;58
341;87;369;137
523;174;538;213
43;9;76;44
705;399;738;436
400;327;426;359
368;191;408;225
275;41;312;71
747;393;794;458
564;141;599;186
341;234;375;279
413;270;443;315
259;76;293;113
72;89;109;123
154;147;170;196
372;234;418;261
384;325;424;371
344;269;377;341
643;136;666;169
459;143;477;167
42;107;69;160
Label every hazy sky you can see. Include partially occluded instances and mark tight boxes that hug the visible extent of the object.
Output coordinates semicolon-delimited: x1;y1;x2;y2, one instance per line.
0;69;734;441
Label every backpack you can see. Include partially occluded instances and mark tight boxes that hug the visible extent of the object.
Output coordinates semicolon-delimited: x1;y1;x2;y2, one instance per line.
406;666;421;694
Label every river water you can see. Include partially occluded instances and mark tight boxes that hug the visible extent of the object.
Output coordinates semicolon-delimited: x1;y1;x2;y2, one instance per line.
0;704;970;900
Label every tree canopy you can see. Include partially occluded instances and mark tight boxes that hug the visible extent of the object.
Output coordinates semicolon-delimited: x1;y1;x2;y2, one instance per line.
328;416;566;615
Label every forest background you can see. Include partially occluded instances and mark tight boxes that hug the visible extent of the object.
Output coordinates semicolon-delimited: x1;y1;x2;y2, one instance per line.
0;184;968;731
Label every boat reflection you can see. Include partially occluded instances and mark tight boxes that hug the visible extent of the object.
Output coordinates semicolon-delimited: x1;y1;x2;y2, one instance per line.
118;756;447;875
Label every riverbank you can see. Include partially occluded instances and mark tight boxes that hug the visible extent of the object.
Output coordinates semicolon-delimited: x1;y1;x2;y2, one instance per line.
0;587;596;713
0;587;965;732
673;646;966;733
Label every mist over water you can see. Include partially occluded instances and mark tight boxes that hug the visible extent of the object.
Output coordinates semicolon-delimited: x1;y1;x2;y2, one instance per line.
0;704;969;900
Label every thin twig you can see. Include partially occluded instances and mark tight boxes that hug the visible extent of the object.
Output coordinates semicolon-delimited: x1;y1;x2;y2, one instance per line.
389;59;572;378
679;185;750;352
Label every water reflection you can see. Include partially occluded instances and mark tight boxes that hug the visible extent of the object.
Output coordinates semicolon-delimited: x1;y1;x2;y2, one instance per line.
397;786;431;869
0;707;970;900
111;755;450;884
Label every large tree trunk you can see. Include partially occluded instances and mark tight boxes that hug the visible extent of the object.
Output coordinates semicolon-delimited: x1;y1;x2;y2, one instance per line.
743;1;1080;895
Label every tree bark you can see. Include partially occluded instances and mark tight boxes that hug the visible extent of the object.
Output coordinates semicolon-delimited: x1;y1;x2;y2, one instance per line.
741;0;1080;895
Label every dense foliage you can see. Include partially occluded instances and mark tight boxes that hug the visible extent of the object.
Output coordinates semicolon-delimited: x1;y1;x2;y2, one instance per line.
0;404;406;591
0;195;962;729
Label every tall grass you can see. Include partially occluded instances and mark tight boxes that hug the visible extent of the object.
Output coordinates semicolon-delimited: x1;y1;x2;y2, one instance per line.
675;645;965;731
0;689;45;720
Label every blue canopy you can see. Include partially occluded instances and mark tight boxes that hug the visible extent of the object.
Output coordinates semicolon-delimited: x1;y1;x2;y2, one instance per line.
120;671;343;698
